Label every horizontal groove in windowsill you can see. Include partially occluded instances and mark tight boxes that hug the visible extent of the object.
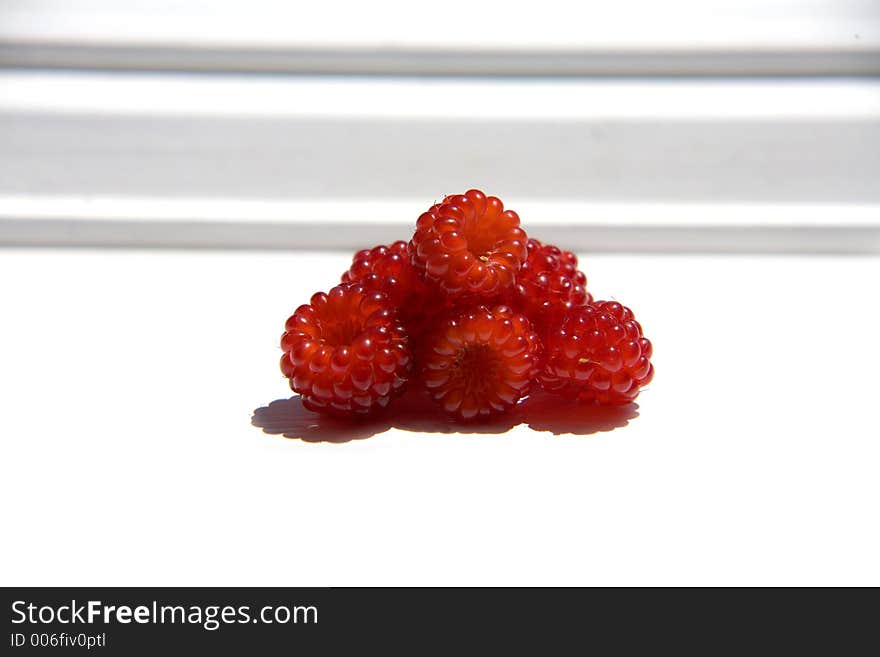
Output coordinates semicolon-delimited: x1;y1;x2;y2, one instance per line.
2;43;880;76
2;198;878;253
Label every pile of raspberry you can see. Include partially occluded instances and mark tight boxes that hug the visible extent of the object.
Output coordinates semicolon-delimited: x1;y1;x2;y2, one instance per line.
280;189;654;421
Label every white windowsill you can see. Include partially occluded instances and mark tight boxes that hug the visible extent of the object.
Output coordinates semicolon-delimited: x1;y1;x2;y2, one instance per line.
2;72;878;252
1;248;878;586
2;0;878;74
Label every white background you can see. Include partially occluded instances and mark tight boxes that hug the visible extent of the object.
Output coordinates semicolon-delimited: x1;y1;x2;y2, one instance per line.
1;250;878;586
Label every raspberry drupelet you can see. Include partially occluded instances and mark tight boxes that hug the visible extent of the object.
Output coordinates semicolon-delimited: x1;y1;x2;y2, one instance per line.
341;240;446;342
513;238;592;336
280;283;412;417
408;189;528;299
421;305;541;421
525;238;586;286
539;301;653;405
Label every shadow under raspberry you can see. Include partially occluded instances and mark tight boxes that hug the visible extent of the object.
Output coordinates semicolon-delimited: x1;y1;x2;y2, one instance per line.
521;389;639;436
252;388;638;443
251;397;391;443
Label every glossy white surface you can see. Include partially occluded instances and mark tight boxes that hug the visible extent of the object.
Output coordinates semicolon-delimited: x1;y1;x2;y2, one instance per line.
1;249;878;585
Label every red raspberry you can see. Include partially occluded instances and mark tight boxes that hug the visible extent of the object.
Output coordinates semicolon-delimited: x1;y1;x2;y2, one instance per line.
341;240;446;341
280;283;411;417
539;301;653;405
522;238;589;293
408;189;528;299
421;305;541;421
513;238;592;336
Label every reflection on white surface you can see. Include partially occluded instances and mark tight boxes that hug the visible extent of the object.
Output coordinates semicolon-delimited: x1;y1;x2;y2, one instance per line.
252;389;638;443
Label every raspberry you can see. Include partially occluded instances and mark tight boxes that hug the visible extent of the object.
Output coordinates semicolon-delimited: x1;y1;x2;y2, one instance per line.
280;283;411;417
341;240;446;341
539;301;653;405
513;238;592;336
523;238;589;293
408;189;528;299
421;305;541;420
